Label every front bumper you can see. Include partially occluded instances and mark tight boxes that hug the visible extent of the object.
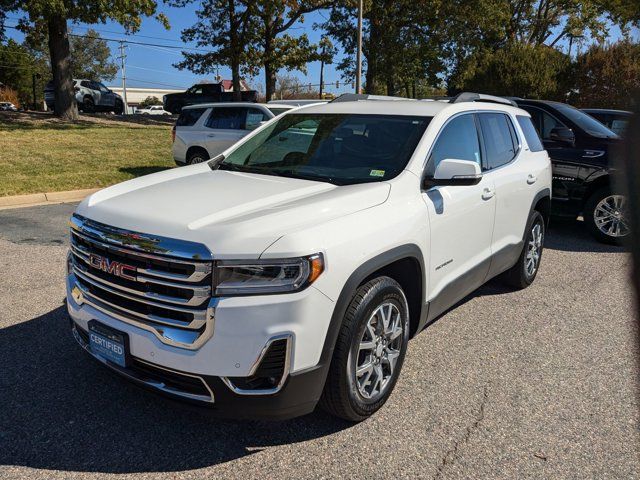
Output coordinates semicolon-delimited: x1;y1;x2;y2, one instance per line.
70;318;327;419
66;268;335;419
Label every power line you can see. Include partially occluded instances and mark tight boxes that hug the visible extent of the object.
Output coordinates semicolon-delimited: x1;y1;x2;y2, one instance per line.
4;24;215;54
3;15;186;44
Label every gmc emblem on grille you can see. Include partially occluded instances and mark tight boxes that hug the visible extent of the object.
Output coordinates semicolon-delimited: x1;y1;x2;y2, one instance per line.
89;253;137;281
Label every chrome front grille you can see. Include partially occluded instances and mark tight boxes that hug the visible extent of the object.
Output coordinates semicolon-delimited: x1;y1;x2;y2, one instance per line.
68;214;215;349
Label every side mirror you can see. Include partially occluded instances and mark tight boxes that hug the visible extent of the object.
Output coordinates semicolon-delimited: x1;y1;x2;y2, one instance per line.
549;127;575;146
423;159;483;188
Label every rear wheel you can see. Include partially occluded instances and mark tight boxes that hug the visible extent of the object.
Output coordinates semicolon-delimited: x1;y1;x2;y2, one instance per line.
584;187;629;244
186;148;209;165
82;96;95;113
320;276;410;422
503;210;544;289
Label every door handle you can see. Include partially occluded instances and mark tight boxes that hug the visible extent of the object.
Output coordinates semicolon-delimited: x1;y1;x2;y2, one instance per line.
527;174;537;185
207;134;216;138
482;188;495;200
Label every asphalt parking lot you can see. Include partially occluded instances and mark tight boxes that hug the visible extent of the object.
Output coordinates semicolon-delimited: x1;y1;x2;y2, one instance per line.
0;203;638;479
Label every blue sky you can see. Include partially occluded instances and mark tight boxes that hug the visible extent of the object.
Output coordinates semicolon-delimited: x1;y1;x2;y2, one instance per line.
4;5;638;95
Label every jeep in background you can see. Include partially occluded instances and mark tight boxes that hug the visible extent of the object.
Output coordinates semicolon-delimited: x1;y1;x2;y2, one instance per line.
66;93;551;421
163;83;258;114
514;99;626;244
44;79;124;114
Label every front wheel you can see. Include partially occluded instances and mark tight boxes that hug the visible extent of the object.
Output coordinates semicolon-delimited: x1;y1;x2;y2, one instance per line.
584;187;629;244
320;276;410;422
502;210;545;289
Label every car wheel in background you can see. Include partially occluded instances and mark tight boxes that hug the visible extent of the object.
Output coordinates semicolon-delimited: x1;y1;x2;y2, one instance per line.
320;276;410;422
186;149;209;165
584;187;629;244
503;210;545;289
113;100;123;115
82;97;95;113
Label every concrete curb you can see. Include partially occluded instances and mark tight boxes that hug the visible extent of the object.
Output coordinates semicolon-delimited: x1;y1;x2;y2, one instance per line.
0;188;99;210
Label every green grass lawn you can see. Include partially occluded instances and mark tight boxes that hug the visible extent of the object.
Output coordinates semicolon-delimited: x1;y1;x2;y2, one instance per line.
0;113;175;197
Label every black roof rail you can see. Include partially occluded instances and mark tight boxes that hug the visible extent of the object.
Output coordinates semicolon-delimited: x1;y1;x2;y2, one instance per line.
450;92;518;108
330;93;414;103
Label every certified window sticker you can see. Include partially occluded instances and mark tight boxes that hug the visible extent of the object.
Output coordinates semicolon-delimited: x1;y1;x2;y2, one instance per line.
369;169;385;177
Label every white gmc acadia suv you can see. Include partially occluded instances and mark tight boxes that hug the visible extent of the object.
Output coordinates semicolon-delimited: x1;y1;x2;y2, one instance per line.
66;93;551;421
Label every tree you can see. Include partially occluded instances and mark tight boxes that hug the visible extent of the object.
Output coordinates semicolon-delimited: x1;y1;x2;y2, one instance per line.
324;0;445;96
273;73;319;99
571;40;640;109
170;0;256;101
70;29;118;81
138;95;162;108
0;39;48;105
443;0;640;97
9;1;168;120
250;1;333;101
29;29;119;82
452;43;571;99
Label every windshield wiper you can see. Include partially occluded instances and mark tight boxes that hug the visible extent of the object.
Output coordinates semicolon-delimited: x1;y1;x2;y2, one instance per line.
271;168;341;185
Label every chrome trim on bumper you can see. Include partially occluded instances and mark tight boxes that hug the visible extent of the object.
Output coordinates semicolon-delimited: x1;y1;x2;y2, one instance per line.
221;334;292;396
72;323;214;403
69;274;215;349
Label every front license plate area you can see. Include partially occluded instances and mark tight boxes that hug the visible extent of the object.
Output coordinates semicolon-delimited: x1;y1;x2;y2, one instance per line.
88;320;129;368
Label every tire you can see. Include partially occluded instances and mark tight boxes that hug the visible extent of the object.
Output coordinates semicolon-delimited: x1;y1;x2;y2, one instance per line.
186;149;209;165
584;187;629;245
320;276;410;422
503;210;545;289
82;96;95;113
113;100;123;115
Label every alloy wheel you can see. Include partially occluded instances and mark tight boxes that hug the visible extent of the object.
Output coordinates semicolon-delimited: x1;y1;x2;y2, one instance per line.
354;302;404;401
594;195;629;238
525;222;543;278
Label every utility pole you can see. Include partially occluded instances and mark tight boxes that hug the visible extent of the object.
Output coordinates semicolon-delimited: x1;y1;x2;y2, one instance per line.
319;42;325;100
355;0;363;94
118;41;129;114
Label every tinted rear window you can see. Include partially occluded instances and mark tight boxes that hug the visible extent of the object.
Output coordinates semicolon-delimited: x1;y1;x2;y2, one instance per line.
176;108;206;127
516;116;544;152
478;113;517;170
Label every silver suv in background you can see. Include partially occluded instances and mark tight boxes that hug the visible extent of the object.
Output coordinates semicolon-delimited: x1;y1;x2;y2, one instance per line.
172;102;294;165
44;79;124;114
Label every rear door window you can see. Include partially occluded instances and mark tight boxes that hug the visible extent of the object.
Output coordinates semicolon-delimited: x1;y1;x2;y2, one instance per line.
245;108;268;130
176;108;206;127
516;116;544;152
206;107;247;130
478;113;517;170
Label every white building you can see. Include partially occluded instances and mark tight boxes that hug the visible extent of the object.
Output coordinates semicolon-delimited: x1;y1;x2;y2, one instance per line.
107;86;184;113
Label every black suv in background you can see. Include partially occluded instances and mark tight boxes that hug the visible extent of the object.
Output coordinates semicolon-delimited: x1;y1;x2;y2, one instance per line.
513;99;626;244
163;83;258;114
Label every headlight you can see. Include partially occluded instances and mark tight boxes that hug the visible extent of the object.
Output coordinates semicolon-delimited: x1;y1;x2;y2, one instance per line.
213;254;324;296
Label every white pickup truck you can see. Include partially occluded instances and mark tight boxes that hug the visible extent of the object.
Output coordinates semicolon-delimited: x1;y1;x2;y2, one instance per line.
66;93;551;421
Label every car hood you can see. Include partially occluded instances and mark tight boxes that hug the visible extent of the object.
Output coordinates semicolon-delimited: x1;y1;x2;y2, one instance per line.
76;164;391;257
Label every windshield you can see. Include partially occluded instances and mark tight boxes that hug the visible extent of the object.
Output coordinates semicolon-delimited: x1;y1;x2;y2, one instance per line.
555;104;618;138
217;113;430;185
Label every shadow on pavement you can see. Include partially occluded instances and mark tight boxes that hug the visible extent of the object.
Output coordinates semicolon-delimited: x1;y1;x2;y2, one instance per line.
544;217;625;253
0;306;349;474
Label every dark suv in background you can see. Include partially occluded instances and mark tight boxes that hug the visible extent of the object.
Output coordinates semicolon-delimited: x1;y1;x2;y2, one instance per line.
513;99;626;244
